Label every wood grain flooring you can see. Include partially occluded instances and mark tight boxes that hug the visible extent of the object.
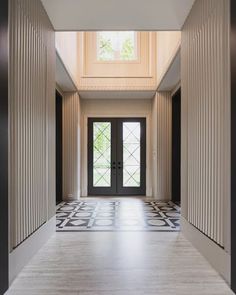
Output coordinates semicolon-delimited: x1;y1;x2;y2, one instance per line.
6;231;234;295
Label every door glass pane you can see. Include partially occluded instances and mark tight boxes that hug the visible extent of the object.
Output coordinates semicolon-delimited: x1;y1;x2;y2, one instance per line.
123;122;141;187
93;122;111;187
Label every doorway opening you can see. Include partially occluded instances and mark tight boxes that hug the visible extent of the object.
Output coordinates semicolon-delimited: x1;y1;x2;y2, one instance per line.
88;118;146;196
171;88;181;203
56;90;63;204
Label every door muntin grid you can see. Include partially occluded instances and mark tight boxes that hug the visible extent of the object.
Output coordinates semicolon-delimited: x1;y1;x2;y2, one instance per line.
122;122;141;187
93;122;111;187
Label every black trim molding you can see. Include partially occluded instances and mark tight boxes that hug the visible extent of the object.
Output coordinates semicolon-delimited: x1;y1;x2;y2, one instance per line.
0;0;9;293
231;0;236;292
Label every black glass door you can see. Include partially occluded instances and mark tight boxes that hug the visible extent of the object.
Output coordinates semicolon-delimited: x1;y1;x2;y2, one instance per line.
88;118;146;195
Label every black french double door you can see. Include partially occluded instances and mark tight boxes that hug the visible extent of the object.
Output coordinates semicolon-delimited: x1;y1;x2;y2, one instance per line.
88;118;146;195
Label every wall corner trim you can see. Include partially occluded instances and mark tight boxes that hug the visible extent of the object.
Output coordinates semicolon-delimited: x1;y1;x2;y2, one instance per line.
181;217;231;284
9;216;55;285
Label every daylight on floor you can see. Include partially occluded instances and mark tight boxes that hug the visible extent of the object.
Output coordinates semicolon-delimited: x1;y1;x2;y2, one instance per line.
0;0;235;294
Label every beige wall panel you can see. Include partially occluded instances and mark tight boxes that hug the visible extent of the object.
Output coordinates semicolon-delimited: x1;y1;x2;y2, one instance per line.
181;0;230;249
77;32;157;91
9;0;55;250
56;32;79;88
80;99;152;196
155;92;172;200
63;92;81;200
151;94;158;198
84;32;151;78
156;31;181;86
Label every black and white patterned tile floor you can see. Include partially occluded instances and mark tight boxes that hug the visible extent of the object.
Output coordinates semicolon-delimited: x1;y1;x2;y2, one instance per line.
56;199;180;232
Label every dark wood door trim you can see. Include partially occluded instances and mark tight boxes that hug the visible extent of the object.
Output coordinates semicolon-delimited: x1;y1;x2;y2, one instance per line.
0;0;9;293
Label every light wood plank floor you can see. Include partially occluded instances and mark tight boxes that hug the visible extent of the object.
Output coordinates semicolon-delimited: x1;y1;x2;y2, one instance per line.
7;231;234;295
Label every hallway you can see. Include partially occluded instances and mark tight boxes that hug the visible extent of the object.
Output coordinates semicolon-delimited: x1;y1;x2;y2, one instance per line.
7;206;233;294
1;0;235;293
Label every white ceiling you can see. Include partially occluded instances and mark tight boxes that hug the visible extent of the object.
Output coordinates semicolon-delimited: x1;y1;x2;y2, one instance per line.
41;0;195;31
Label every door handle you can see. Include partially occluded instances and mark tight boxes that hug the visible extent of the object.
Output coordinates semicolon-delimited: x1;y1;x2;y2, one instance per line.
118;161;122;167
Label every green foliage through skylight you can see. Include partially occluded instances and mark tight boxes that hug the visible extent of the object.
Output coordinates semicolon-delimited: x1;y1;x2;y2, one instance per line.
97;32;137;61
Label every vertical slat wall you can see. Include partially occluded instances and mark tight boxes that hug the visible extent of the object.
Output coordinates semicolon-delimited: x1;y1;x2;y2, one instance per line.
63;92;81;200
181;0;230;247
151;94;158;198
156;92;172;200
9;0;55;250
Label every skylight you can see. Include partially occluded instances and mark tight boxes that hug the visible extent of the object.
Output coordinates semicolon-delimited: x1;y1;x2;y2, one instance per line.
97;31;137;61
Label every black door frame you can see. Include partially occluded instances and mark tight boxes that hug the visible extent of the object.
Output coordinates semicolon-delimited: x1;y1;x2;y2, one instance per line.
0;0;9;293
88;117;146;196
231;0;236;292
56;90;63;204
171;88;181;203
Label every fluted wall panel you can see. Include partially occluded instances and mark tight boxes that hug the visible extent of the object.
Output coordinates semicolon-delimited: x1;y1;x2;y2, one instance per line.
63;92;81;200
156;92;172;200
9;0;55;250
181;0;230;247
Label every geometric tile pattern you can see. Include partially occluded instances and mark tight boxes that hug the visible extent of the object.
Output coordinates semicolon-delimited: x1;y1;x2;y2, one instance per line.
56;199;180;232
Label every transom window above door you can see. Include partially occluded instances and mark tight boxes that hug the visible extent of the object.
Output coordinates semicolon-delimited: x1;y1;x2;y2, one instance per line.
96;31;137;61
